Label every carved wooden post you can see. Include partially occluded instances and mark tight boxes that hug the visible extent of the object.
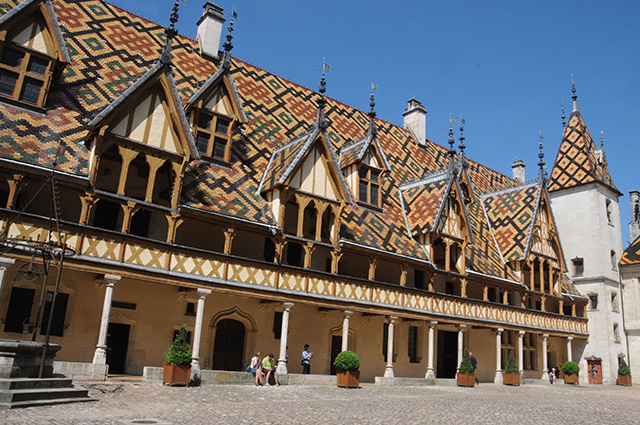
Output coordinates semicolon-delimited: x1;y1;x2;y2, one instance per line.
116;146;138;195
6;174;23;209
400;263;408;286
330;249;342;274
368;256;378;281
303;242;315;269
223;227;237;255
144;155;165;203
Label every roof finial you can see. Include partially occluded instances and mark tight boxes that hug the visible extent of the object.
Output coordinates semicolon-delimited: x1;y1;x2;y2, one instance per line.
458;114;466;154
221;7;236;71
571;73;578;113
447;114;456;159
600;130;605;151
367;80;377;136
561;100;566;128
538;133;546;181
160;0;180;65
315;58;330;129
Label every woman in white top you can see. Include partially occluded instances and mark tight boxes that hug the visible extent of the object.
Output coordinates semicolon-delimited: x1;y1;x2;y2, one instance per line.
250;352;263;385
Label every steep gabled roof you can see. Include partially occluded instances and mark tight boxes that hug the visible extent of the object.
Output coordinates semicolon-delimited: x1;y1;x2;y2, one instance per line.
339;132;389;170
481;181;541;262
621;235;640;266
549;110;619;194
186;64;248;123
399;171;450;237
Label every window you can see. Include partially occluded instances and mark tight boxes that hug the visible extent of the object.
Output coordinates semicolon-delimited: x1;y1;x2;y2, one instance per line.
606;199;613;224
611;250;617;270
185;302;196;316
408;326;419;363
263;238;276;263
611;292;619;312
40;292;69;337
488;287;497;302
273;311;283;339
523;333;537;370
414;269;426;290
4;287;35;333
0;46;50;106
589;294;598;310
613;323;620;343
195;111;232;161
572;257;584;276
358;165;381;207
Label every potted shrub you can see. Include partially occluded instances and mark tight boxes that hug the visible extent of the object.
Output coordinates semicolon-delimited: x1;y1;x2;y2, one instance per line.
163;325;192;386
503;351;520;386
334;350;360;389
456;349;476;387
617;358;632;386
562;361;580;385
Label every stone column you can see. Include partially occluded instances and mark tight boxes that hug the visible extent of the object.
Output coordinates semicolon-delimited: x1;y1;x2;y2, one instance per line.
425;321;437;379
0;257;15;298
341;310;353;352
494;328;503;384
457;324;466;371
191;288;211;373
277;302;294;375
92;274;121;364
541;334;549;381
518;331;525;381
566;336;573;362
384;316;397;378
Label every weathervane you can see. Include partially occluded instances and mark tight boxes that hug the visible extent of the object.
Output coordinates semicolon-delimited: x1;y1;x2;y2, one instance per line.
538;133;546;180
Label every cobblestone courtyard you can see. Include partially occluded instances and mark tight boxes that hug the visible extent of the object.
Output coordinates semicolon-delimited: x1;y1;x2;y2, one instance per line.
2;380;640;424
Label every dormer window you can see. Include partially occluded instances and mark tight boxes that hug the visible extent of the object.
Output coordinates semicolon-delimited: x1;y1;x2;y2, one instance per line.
195;111;232;161
358;165;380;207
0;46;50;105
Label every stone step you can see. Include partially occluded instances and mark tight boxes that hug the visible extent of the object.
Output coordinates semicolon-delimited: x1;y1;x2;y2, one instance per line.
0;387;90;404
0;377;74;390
0;396;96;410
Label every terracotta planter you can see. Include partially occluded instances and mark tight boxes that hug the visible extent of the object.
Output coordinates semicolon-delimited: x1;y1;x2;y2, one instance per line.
503;372;521;386
456;372;475;387
163;363;191;386
617;375;632;386
564;373;579;385
336;370;360;388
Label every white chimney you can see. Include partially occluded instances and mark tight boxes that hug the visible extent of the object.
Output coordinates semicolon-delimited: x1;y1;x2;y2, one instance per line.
511;160;526;184
402;98;427;146
630;190;640;242
197;2;225;60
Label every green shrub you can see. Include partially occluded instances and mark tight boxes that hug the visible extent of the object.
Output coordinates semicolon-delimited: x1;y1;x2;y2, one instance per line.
505;351;519;374
165;325;192;365
562;361;580;376
458;349;475;374
333;350;360;372
618;358;631;376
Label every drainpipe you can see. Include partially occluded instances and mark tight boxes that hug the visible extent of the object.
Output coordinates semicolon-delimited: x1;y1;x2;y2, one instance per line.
618;270;631;366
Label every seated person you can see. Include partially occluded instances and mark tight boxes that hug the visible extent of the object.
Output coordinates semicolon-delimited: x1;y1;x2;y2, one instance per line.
261;353;280;386
250;352;263;385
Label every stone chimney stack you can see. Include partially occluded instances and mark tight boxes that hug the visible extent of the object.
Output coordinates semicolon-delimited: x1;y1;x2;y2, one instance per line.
402;98;427;146
511;160;526;184
630;190;640;242
197;2;225;60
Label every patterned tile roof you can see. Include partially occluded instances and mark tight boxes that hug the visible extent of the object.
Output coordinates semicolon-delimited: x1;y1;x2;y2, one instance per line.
620;235;640;266
0;0;579;293
481;182;541;262
549;110;618;193
399;173;450;237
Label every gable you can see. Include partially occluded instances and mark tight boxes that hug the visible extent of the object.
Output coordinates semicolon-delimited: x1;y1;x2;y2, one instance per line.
528;194;562;264
288;144;339;201
436;183;471;241
203;84;234;116
9;15;49;54
111;86;183;155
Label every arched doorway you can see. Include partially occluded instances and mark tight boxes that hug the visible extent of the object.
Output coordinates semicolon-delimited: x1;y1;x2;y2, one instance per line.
212;319;245;371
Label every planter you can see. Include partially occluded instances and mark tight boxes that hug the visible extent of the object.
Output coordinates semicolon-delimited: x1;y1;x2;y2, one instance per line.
617;375;632;386
503;372;521;386
163;363;191;386
456;372;475;387
336;370;360;388
564;373;579;385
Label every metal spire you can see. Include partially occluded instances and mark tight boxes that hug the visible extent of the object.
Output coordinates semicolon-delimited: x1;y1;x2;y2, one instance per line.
367;80;377;136
561;100;566;128
447;114;456;160
571;74;578;113
221;8;236;71
160;0;180;66
458;115;467;169
315;59;329;129
538;133;546;181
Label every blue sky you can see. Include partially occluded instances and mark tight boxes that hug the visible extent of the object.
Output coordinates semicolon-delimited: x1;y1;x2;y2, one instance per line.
111;0;639;245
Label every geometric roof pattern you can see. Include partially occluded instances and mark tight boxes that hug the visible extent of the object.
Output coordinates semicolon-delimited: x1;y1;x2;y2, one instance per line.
481;182;541;263
620;235;640;266
0;0;579;294
549;110;618;194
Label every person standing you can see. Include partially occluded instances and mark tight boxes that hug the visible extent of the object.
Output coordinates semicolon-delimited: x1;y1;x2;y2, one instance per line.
469;352;479;385
301;344;313;374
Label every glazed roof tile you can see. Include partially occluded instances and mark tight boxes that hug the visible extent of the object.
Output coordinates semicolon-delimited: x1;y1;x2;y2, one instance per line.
399;173;450;237
549;111;618;193
620;236;640;266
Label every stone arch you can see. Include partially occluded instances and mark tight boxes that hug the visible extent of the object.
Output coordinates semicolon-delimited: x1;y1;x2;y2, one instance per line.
205;306;257;370
328;323;356;352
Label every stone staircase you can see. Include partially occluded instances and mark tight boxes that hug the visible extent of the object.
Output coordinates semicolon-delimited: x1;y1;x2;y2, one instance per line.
0;376;94;409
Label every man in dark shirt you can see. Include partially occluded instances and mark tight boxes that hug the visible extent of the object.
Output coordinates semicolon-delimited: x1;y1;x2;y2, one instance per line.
469;352;479;385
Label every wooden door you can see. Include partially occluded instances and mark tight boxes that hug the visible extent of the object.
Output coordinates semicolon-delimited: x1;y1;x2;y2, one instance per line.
106;323;130;374
587;359;602;384
212;319;245;371
330;335;342;375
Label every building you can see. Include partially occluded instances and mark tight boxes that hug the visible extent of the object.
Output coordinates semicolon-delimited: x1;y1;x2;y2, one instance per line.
0;0;589;383
620;192;640;370
547;85;627;384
